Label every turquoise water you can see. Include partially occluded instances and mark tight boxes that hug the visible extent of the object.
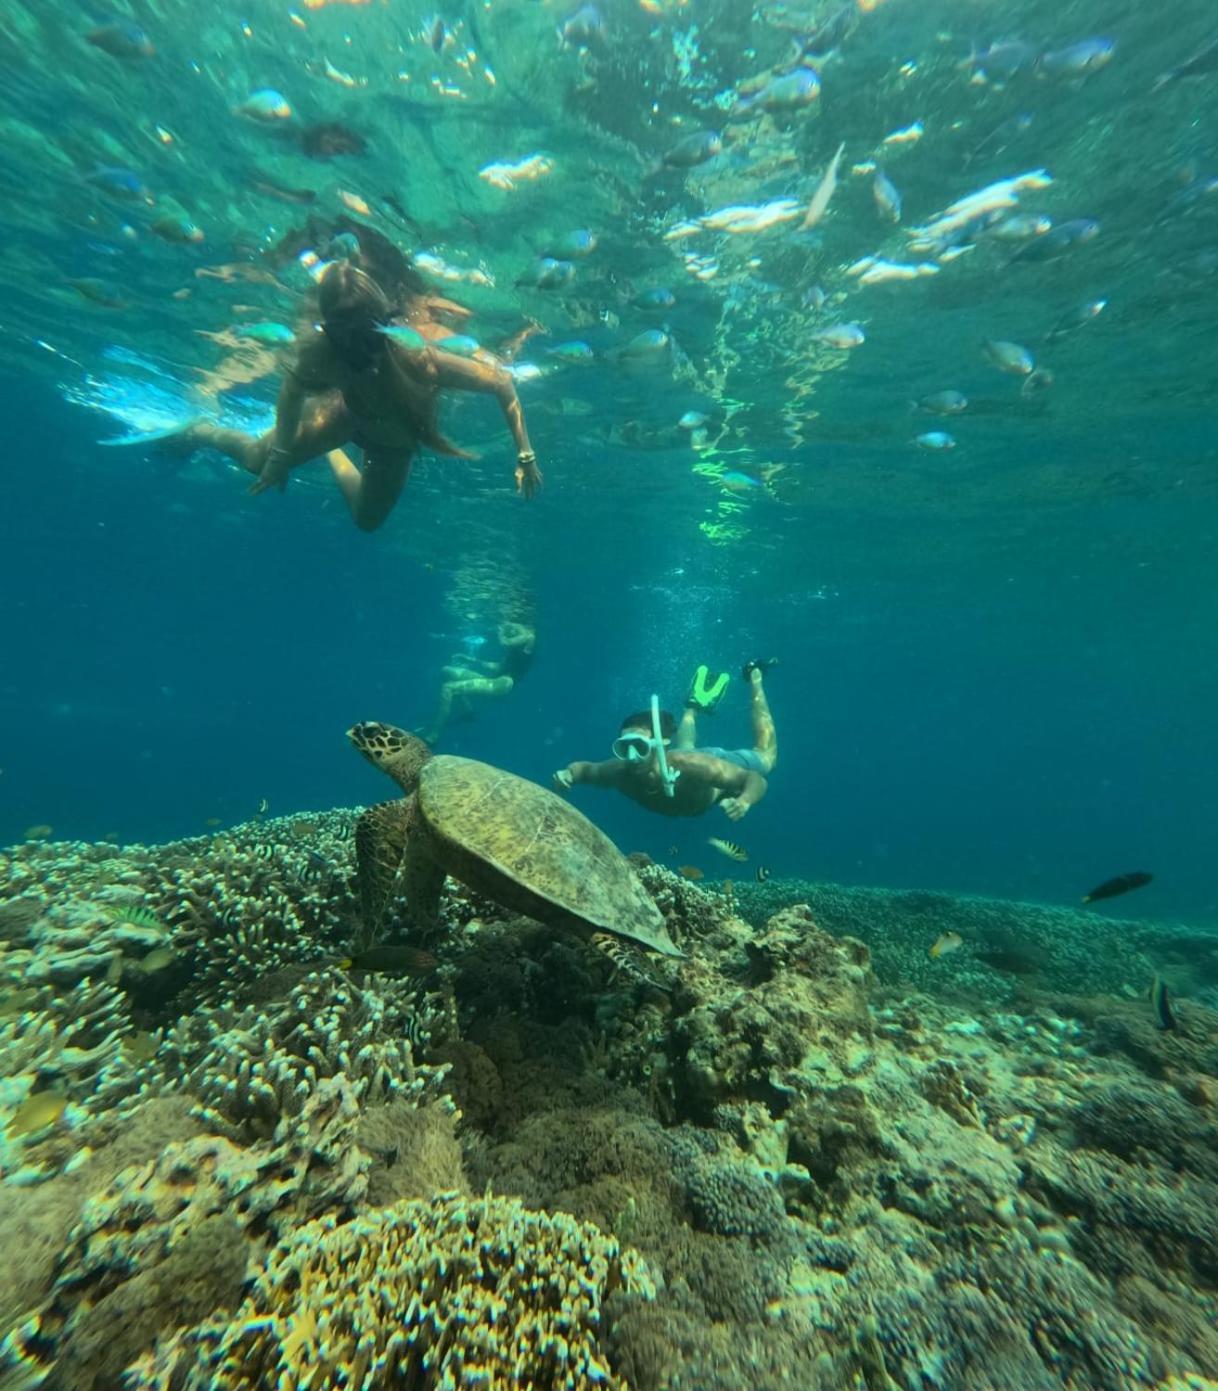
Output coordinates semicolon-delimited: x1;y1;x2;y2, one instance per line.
2;2;1218;1387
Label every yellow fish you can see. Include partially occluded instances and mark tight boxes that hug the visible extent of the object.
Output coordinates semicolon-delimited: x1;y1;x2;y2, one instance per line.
23;824;53;841
6;1090;67;1138
708;837;748;863
677;865;704;882
929;931;963;960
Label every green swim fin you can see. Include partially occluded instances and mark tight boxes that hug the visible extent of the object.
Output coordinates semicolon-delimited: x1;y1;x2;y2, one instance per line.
687;664;731;713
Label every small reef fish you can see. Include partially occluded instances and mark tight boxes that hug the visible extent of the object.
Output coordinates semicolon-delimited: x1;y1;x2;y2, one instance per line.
86;22;155;59
251;176;316;206
1082;871;1153;904
873;170;902;223
1046;299;1107;341
882;122;923;147
236;89;293;122
435;335;481;358
541;229;598;259
983;340;1035;376
339;945;438;975
6;1090;67;1138
914;170;1053;243
204;817;223;827
1038;36;1117;78
615;328;671;363
1149;976;1177;1031
815;321;865;349
231;322;296;346
479;154;554;191
517;258;576;290
986;213;1052;242
67;278;128;309
918;390;968;415
708;837;748;863
546;341;595;363
634;287;676;310
755;866;771;882
801;141;845;231
1009;218;1100;264
848;258;938;287
84;165;153;203
929;931;963;959
737;66;821;114
23;824;53;841
915;431;956;451
653;129;722;173
151;215;204;244
695;200;803;235
678;865;704;881
257;797;270;814
720;470;764;492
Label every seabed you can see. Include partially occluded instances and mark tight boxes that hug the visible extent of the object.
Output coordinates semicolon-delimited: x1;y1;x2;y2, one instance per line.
1;815;1216;1390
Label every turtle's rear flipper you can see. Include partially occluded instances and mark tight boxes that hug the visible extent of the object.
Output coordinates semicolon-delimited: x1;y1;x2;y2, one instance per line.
355;799;411;938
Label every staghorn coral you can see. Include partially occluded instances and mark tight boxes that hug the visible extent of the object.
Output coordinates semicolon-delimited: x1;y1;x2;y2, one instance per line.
160;967;454;1134
126;1191;655;1391
0;814;360;1015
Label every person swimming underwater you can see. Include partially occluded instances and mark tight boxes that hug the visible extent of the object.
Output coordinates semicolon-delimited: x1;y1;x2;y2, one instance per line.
418;618;536;745
553;660;778;821
176;257;541;531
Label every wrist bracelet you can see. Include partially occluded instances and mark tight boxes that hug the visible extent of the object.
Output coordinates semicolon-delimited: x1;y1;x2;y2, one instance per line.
517;449;536;464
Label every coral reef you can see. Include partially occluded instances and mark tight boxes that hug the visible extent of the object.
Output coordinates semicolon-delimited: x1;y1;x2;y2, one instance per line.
126;1192;654;1391
5;825;1218;1391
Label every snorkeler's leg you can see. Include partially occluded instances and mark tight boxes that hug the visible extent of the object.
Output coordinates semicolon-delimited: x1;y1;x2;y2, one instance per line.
192;395;353;476
675;708;698;750
419;675;513;746
748;670;777;773
327;449;413;532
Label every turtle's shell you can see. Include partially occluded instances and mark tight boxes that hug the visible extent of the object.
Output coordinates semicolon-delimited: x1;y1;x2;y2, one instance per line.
417;756;680;957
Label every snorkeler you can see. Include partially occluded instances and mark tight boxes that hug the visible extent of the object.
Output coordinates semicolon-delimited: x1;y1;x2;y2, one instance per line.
175;258;541;532
418;619;536;745
553;660;778;821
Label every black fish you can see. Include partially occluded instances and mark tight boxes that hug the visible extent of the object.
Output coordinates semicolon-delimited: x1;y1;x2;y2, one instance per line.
251;175;317;206
1082;870;1153;904
300;122;367;160
340;945;437;975
755;866;771;883
1153;35;1218;91
1149;975;1177;1031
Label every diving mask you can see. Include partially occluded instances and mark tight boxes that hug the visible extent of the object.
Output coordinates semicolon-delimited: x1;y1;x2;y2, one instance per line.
612;732;662;762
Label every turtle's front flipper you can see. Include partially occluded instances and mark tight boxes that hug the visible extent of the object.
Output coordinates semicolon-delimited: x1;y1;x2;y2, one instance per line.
402;835;446;932
355;799;411;941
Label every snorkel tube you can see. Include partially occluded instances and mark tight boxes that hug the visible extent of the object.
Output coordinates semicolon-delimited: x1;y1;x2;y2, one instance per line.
651;694;679;798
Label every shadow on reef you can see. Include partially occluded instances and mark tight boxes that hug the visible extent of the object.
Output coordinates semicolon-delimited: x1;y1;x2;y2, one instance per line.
2;823;1218;1389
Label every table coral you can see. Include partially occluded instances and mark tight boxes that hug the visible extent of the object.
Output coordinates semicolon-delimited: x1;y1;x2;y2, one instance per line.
127;1191;654;1391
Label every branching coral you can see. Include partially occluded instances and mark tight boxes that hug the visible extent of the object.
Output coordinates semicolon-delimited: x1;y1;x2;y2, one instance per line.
127;1191;655;1391
160;967;454;1133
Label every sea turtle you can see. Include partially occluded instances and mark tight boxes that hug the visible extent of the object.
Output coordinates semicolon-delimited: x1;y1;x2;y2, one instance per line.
348;722;682;963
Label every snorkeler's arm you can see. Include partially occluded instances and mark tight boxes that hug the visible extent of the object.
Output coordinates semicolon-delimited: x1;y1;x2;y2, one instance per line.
554;760;624;791
672;754;767;820
427;352;541;497
719;770;768;822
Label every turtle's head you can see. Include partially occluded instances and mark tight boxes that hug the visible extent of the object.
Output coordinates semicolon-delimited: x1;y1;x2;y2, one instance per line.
348;722;433;793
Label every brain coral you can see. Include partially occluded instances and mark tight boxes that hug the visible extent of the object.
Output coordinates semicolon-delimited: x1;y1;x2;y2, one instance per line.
129;1191;654;1390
